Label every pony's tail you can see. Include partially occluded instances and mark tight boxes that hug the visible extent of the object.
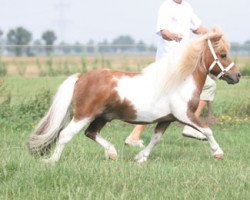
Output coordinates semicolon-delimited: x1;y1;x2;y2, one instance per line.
28;73;80;155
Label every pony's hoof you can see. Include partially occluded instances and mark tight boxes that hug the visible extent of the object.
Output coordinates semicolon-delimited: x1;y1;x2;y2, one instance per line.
108;153;118;161
105;145;118;161
214;154;224;160
135;156;147;163
42;158;57;164
134;153;148;163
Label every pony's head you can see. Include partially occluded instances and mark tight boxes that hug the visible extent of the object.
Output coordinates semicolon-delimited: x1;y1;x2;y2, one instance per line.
203;28;241;84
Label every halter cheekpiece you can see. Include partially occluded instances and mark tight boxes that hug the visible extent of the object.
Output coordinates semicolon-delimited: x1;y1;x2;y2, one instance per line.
207;39;234;78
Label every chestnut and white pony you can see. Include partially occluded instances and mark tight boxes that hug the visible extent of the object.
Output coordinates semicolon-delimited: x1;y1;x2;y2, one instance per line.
28;29;240;163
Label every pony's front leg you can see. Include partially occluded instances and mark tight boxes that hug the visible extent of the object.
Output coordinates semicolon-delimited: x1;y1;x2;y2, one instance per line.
178;112;224;159
135;122;171;163
199;127;224;159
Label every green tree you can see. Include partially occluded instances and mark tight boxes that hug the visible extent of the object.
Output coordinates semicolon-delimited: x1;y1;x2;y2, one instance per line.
86;40;95;54
72;42;83;54
60;41;71;55
98;39;111;53
0;29;3;54
0;29;3;42
32;39;44;56
112;35;135;52
41;30;57;55
136;40;147;52
243;40;250;53
7;27;32;56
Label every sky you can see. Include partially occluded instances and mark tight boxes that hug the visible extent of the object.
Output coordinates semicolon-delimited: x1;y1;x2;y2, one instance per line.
0;0;249;44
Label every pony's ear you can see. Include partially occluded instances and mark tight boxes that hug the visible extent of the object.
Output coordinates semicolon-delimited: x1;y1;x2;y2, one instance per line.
210;33;223;42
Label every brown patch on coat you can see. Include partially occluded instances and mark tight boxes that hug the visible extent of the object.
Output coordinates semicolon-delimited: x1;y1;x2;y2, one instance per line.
85;117;107;140
154;114;176;123
72;69;140;122
154;121;171;133
187;94;206;128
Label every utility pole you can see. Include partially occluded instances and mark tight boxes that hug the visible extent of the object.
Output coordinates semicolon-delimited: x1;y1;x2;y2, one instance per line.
53;0;71;42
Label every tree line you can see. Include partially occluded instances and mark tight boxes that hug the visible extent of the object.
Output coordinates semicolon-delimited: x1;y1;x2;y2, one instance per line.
0;26;156;56
0;26;249;56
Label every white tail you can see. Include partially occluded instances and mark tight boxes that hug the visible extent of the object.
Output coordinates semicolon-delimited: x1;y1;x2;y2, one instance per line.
28;74;79;154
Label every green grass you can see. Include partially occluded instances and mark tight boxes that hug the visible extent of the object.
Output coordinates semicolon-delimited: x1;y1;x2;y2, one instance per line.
215;78;250;116
0;76;250;200
1;122;249;200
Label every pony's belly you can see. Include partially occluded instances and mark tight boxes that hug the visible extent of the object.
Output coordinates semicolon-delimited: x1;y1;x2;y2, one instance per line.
133;99;171;122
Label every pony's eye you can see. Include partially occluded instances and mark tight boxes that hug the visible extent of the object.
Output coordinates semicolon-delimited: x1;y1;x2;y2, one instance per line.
221;54;227;58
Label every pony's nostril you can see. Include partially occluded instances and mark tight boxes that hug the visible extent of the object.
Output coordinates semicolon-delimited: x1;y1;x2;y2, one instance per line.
237;73;241;78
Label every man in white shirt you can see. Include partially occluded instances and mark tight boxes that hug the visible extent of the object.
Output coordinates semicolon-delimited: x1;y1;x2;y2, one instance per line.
125;0;216;147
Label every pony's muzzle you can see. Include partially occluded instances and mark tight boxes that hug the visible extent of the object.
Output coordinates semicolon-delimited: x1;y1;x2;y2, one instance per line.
222;72;241;84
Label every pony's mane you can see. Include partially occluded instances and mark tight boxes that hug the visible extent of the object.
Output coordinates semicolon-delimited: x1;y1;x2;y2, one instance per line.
142;27;230;94
177;27;229;83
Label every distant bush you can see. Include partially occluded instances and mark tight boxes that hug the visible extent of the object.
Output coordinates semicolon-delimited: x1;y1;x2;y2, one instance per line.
17;89;52;119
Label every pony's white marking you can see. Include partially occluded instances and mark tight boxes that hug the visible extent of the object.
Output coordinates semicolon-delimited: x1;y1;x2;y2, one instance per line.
135;132;163;163
199;127;223;156
96;135;118;160
44;118;90;163
115;59;196;122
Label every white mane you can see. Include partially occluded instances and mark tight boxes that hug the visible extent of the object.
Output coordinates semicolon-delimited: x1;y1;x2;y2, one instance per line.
142;42;188;94
140;28;225;94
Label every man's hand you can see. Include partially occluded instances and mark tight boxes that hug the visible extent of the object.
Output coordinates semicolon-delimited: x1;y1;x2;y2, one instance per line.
193;26;208;35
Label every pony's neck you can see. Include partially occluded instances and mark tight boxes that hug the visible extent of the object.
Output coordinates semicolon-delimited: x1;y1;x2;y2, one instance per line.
192;62;209;92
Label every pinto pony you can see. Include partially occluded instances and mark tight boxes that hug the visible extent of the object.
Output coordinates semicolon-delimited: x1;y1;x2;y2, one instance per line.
28;29;240;163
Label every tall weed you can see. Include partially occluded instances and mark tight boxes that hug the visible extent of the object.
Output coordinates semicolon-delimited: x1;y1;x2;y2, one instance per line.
0;88;52;129
0;59;7;77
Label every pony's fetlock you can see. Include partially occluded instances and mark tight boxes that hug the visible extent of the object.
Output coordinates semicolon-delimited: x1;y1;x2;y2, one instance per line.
213;147;224;160
134;151;148;163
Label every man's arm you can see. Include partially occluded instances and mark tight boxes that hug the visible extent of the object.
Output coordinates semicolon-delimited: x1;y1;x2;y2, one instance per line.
193;25;209;35
161;29;183;42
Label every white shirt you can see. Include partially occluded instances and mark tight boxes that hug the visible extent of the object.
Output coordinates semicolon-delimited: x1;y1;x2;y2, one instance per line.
155;0;201;60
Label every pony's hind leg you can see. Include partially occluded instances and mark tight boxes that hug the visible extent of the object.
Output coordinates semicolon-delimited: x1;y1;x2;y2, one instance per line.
85;118;118;160
135;122;171;163
44;117;90;163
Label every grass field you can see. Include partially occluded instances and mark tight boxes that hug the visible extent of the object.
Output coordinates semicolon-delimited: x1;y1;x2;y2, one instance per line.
0;121;249;200
0;62;250;199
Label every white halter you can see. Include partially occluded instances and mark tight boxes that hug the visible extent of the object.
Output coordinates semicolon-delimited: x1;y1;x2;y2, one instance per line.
207;39;235;78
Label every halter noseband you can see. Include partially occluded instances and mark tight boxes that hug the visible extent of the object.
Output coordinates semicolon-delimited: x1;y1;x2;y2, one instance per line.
207;39;234;79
